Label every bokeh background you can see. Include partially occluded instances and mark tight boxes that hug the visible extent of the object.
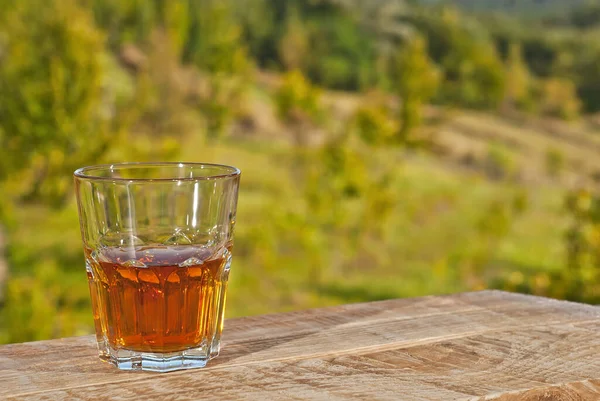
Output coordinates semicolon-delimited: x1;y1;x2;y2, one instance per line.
2;0;600;344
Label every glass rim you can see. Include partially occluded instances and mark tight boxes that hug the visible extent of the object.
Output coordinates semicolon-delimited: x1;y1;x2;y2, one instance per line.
74;162;241;182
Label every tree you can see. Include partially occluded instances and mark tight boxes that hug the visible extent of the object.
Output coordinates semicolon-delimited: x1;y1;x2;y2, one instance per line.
157;0;190;59
332;0;413;56
536;78;581;120
86;0;156;49
391;36;440;140
504;42;532;111
351;99;397;146
183;0;249;75
275;70;322;124
563;190;600;303
278;6;309;71
232;0;276;66
0;0;111;204
570;48;600;113
275;70;323;146
416;6;506;109
0;0;114;342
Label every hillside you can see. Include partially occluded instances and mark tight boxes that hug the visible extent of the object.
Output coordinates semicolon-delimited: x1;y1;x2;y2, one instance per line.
252;72;600;191
3;0;600;347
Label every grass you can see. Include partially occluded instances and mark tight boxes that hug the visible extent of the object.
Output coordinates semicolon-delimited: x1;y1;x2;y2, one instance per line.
187;138;568;316
496;187;566;273
1;95;582;343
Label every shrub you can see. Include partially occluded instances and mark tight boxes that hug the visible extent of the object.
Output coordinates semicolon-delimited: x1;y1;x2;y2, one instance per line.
535;78;582;120
484;143;517;180
275;70;322;125
0;0;109;204
391;36;440;140
545;147;565;177
351;101;397;146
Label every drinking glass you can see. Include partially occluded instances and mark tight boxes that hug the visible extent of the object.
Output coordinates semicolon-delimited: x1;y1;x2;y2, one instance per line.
74;162;240;372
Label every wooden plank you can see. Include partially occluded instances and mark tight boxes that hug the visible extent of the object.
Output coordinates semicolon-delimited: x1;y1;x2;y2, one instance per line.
9;323;600;401
1;291;599;400
481;380;600;401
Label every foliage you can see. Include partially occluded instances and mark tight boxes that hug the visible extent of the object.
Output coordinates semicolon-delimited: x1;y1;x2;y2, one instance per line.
274;70;324;147
545;148;565;178
197;75;250;140
503;43;533;112
77;0;600;113
137;31;189;137
562;46;600;113
278;6;309;72
547;2;600;28
415;7;506;109
0;205;91;343
534;78;581;120
500;41;583;120
0;0;110;205
563;190;600;303
444;0;585;15
231;0;277;66
303;8;377;90
85;0;156;49
275;70;322;126
484;143;518;180
391;36;440;140
183;0;250;75
350;95;397;146
2;0;600;346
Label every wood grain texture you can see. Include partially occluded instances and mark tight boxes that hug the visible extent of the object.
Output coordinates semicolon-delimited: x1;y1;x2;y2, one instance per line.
1;291;600;400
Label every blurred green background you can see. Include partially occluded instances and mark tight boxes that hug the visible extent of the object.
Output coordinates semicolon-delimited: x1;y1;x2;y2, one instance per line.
2;0;600;344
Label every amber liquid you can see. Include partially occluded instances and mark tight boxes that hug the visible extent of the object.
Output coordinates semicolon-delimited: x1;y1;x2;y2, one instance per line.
86;245;230;353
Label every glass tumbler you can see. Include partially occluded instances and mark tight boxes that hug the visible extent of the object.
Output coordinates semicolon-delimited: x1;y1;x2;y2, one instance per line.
74;162;240;372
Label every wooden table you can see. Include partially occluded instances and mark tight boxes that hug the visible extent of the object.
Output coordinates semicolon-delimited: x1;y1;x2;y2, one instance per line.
2;290;600;400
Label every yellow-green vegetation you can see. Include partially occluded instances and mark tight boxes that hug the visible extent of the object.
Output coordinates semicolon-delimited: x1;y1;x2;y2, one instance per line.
563;190;600;303
0;0;109;205
1;0;600;344
392;36;440;140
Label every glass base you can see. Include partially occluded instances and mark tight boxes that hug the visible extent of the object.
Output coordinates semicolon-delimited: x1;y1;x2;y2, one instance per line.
97;338;220;372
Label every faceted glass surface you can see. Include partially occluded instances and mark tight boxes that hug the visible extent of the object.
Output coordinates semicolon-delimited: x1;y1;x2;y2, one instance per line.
75;163;240;372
